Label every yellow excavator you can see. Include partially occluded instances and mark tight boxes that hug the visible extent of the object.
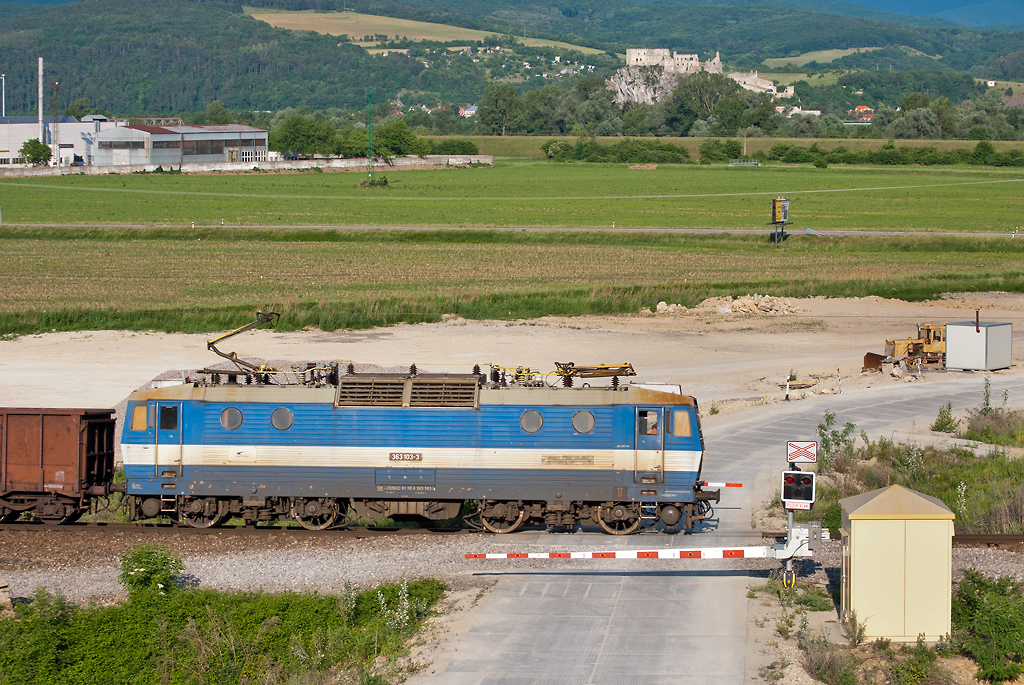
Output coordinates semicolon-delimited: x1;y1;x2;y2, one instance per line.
884;323;946;365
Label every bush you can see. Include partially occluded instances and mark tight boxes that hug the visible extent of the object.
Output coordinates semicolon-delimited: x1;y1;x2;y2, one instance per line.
931;401;961;433
118;543;185;596
817;410;857;472
890;636;939;684
951;570;1024;682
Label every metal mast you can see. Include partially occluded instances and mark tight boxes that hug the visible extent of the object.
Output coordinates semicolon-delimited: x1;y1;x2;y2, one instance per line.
51;81;60;166
366;89;374;184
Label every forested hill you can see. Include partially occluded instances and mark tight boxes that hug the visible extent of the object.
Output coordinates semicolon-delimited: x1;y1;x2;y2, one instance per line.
0;0;448;113
4;0;1024;115
251;0;1024;74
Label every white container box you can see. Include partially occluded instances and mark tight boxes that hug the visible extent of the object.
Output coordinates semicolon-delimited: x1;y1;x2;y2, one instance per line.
945;321;1012;371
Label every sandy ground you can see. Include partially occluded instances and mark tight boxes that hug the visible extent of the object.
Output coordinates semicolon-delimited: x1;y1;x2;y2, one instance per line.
3;292;1023;411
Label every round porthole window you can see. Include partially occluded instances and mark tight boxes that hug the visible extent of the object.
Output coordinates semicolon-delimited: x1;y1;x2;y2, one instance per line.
519;409;543;433
271;407;294;431
220;407;243;431
572;410;595;434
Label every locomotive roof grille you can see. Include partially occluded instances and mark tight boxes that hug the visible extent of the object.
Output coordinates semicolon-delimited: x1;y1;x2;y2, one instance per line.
335;375;480;408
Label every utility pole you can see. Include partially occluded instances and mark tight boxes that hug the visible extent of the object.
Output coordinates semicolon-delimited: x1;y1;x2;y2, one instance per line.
51;81;60;166
1;74;5;118
366;89;374;184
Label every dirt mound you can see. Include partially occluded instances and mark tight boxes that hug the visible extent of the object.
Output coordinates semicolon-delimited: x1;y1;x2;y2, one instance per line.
640;293;801;317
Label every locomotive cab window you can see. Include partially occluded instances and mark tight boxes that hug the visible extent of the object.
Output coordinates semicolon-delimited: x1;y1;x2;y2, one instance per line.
672;410;693;437
638;410;658;435
159;405;178;431
130;405;149;431
220;407;243;431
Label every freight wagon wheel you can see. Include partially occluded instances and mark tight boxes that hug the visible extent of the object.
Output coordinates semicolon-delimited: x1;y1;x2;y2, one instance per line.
293;499;339;531
480;502;526;534
597;504;641;535
37;502;81;525
39;510;83;525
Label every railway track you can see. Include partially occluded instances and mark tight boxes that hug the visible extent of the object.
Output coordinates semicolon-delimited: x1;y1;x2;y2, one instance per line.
0;521;469;537
3;522;1020;549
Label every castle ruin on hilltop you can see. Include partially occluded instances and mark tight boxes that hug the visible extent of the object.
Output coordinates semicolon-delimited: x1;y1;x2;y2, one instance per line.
609;49;724;105
624;48;723;75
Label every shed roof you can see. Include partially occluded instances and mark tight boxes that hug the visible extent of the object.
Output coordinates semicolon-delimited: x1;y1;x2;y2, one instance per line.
126;124;265;135
840;484;954;520
946;321;1011;328
0;115;78;124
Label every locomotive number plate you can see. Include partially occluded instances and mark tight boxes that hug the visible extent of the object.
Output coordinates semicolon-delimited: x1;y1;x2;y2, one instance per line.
389;452;423;461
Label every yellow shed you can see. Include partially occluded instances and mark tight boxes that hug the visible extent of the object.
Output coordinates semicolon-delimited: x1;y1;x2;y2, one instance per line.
840;484;955;642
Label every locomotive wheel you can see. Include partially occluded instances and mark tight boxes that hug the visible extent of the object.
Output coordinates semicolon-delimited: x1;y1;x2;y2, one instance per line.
293;499;339;531
179;499;225;529
480;502;526;534
597;503;641;535
180;510;226;528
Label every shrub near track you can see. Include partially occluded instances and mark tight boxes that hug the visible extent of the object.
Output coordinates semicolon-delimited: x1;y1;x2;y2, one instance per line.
0;229;1021;334
0;544;445;684
2;161;1024;230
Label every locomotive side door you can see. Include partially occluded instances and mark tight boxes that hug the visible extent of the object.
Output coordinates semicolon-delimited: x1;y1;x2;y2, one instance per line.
634;407;664;483
153;402;183;477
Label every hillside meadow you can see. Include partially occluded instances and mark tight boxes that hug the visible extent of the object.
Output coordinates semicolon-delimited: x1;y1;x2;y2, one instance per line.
244;7;606;54
2;160;1024;232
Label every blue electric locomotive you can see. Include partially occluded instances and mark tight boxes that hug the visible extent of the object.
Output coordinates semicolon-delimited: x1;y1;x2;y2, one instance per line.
121;367;718;534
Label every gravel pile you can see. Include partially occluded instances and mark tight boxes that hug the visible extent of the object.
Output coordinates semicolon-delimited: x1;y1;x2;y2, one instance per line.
1;528;1019;604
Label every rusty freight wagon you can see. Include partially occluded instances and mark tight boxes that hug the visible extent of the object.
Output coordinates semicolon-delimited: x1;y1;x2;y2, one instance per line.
0;408;117;523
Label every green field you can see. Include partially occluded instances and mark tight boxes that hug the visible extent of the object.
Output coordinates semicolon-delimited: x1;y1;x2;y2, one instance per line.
756;72;843;87
1;228;1022;335
762;47;882;68
2;160;1024;232
1;161;1022;334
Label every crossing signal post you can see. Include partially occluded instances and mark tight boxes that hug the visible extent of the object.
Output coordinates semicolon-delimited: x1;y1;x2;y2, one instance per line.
779;439;819;587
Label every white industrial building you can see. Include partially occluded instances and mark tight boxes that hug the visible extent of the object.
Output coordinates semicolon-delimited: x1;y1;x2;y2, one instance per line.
0;115;125;166
92;124;268;167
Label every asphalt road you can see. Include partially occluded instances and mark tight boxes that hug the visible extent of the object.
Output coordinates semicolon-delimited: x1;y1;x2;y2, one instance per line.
414;370;1018;684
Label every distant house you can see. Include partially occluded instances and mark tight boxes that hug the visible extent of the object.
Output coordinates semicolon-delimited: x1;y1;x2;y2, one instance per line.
459;106;478;118
93;124;268;166
849;105;875;121
776;106;821;118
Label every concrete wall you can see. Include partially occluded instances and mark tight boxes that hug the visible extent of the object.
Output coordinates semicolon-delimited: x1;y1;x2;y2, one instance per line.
0;155;494;177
